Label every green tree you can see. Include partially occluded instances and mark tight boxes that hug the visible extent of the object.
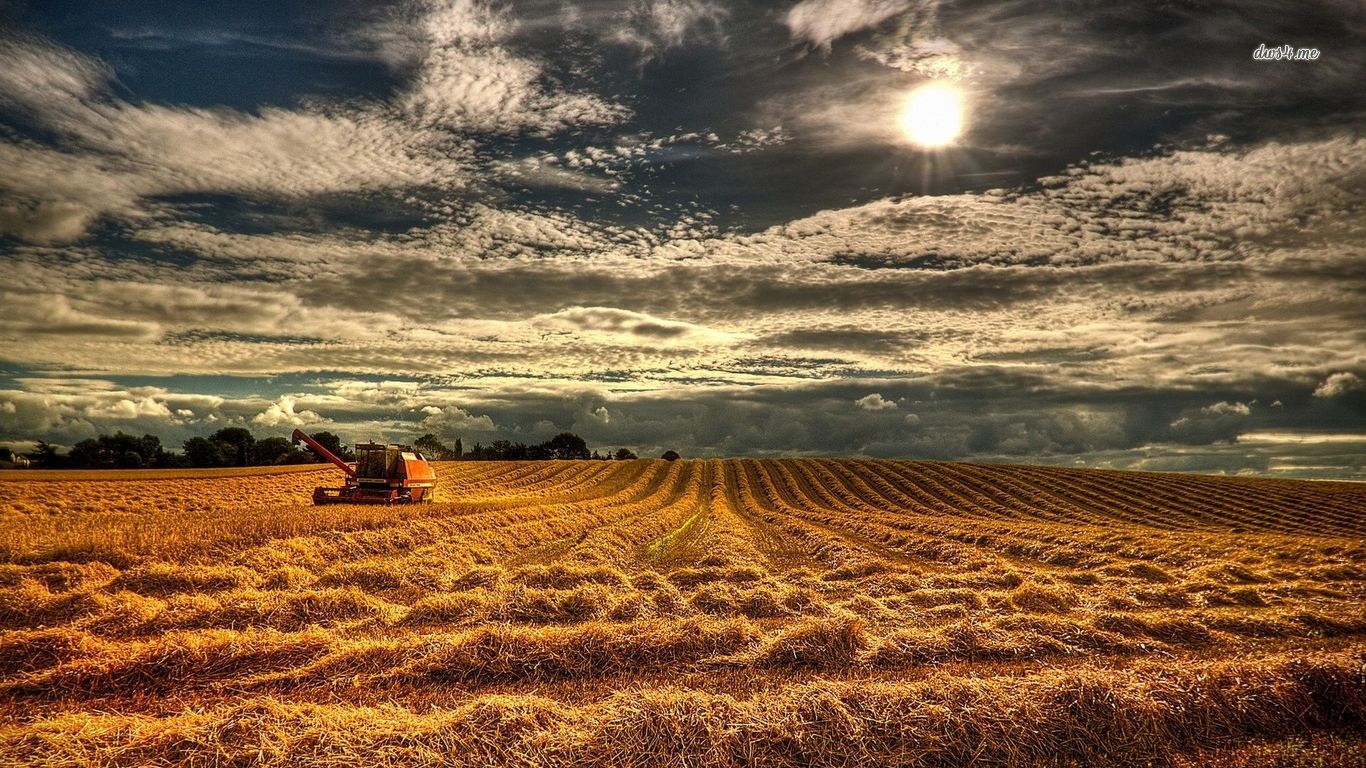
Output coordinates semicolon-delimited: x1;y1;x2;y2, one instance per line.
66;438;101;468
542;432;590;460
135;434;167;466
67;432;168;468
29;441;62;468
183;436;227;467
614;448;637;460
252;436;298;465
488;440;525;459
414;433;451;460
303;430;353;462
209;428;255;467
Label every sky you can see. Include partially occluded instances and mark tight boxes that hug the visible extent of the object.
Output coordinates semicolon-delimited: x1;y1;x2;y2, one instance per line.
0;0;1363;477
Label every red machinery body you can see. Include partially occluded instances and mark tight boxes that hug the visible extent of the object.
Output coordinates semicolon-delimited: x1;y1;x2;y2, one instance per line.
292;429;436;505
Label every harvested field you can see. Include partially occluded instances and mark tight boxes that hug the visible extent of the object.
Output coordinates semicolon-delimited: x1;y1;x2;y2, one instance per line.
0;459;1362;766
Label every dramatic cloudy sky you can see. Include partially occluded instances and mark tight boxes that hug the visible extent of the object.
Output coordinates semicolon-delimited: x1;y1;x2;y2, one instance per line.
1;0;1363;477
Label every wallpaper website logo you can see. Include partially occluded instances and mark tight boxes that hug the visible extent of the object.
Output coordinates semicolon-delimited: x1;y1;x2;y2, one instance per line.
1252;43;1321;61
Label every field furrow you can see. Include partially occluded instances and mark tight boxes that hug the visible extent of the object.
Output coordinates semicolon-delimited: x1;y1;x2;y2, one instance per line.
1;458;1362;767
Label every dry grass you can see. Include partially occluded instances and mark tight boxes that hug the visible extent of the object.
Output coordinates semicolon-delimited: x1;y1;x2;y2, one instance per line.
0;458;1362;766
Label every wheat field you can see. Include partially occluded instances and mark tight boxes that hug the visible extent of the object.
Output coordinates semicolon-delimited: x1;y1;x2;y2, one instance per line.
0;459;1362;767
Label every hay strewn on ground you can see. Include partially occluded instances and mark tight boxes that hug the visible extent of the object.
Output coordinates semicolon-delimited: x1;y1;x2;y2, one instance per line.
1;459;1362;766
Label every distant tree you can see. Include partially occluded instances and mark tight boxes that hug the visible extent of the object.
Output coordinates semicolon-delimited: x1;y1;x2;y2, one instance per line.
252;436;300;465
69;438;100;468
304;430;353;462
456;431;601;459
661;450;681;461
209;427;255;467
591;450;604;460
68;432;169;469
68;439;99;467
543;432;590;460
0;448;11;462
489;440;529;460
414;433;451;460
140;434;167;465
614;448;638;461
183;436;228;467
453;437;463;459
29;441;62;468
461;433;598;461
159;451;192;468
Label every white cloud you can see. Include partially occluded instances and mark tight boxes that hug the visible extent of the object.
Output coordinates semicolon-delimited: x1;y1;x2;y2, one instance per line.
860;36;965;78
1240;431;1366;444
613;0;728;54
399;0;627;135
533;306;736;344
85;397;174;420
0;293;160;339
1313;372;1363;399
0;36;110;114
251;396;325;428
785;0;911;50
1201;401;1251;416
419;404;496;434
0;1;630;243
856;393;898;411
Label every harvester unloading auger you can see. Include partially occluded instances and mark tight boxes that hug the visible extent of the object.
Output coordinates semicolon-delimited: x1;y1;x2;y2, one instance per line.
291;429;436;505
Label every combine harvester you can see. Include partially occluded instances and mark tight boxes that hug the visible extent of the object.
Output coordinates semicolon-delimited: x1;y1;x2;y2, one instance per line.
291;429;436;505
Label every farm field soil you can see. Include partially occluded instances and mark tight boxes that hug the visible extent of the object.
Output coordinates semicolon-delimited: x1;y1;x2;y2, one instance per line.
0;459;1362;767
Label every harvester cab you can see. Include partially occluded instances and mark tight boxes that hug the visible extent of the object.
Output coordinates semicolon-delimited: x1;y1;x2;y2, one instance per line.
291;429;436;505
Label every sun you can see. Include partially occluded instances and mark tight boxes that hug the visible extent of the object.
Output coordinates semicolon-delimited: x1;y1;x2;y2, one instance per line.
898;82;964;148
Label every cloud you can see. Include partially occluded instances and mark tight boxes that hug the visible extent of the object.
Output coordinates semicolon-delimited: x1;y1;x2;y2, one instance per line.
613;0;729;55
0;1;1362;481
0;36;111;116
859;36;964;79
1313;372;1363;399
251;396;325;427
84;396;174;421
855;393;898;411
2;133;1355;393
1201;401;1251;417
2;134;1361;393
401;1;627;134
4;367;1364;477
1;293;161;339
0;46;460;241
785;0;911;50
0;1;630;242
533;306;736;343
419;404;496;434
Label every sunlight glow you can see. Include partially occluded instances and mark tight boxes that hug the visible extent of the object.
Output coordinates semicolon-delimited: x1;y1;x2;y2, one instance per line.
898;82;964;148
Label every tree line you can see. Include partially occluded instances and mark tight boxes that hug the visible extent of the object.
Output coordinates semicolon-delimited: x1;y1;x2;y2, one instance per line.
411;432;638;462
6;429;641;469
14;428;350;469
